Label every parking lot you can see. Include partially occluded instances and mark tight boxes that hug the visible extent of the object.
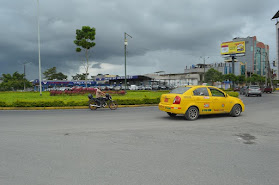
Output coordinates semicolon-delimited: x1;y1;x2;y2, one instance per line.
0;92;279;185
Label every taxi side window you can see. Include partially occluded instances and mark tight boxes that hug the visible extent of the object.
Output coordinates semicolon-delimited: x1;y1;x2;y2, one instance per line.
209;88;225;97
193;87;209;96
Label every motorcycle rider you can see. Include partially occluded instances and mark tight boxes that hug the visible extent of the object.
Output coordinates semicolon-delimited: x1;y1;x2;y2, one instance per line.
96;87;106;106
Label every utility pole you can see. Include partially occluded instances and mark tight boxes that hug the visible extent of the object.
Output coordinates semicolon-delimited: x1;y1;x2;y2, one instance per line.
124;32;132;90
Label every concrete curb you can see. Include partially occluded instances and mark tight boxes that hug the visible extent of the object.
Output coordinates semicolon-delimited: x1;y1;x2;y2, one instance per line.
0;104;158;110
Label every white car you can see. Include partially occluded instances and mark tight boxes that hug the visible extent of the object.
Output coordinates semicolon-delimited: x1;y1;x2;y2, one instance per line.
129;85;138;90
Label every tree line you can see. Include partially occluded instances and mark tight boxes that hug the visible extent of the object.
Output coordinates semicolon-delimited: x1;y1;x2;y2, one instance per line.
0;67;93;91
205;68;276;86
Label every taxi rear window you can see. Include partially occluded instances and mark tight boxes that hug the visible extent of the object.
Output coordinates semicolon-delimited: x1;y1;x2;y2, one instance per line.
169;87;191;94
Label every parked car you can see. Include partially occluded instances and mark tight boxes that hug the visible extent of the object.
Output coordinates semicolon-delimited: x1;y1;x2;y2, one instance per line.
263;86;273;93
108;85;114;90
159;85;167;90
138;85;145;90
239;86;248;95
158;85;245;120
58;87;70;91
245;85;262;97
144;85;152;90
152;85;159;90
114;86;121;90
233;86;240;91
129;85;138;90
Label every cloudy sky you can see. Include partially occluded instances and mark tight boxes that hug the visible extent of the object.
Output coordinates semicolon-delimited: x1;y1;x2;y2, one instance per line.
0;0;278;80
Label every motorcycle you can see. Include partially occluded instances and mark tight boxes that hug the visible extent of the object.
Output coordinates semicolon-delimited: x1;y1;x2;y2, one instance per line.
88;93;118;110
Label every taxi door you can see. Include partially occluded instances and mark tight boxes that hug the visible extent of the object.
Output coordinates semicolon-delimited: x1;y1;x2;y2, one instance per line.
208;87;230;113
192;87;213;114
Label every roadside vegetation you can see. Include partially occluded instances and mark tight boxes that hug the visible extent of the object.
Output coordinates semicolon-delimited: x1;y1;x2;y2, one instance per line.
0;91;168;107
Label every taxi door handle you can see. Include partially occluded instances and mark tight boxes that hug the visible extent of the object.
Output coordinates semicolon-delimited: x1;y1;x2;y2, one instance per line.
213;98;218;100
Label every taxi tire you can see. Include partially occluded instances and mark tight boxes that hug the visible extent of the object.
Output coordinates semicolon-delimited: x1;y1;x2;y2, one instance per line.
185;106;199;121
230;104;241;117
167;112;177;117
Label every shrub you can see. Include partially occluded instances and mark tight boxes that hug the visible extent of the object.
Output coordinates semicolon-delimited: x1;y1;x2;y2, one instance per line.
0;101;7;107
115;98;160;105
227;91;239;97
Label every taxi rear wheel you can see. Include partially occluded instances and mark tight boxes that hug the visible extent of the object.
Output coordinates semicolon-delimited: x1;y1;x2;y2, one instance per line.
185;106;199;121
167;112;177;117
230;104;242;117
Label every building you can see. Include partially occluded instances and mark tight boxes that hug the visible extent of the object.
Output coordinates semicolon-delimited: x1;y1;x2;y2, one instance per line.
230;36;269;77
145;73;201;86
272;10;279;80
184;62;246;83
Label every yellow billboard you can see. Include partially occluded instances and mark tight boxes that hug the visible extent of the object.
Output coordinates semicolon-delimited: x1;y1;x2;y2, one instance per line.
221;41;245;55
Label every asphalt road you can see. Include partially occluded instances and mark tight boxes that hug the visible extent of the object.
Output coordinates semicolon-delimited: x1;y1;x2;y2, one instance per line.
0;92;279;185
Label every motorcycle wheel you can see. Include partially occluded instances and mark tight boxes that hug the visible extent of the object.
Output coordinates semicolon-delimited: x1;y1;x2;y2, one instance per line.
108;100;118;110
88;100;98;110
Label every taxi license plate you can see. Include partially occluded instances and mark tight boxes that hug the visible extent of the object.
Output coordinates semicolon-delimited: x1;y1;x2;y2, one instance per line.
164;98;168;102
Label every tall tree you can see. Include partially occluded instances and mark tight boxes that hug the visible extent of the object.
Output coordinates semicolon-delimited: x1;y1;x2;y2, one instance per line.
72;73;88;80
43;67;57;80
223;73;237;82
0;72;32;91
43;67;67;80
237;75;246;85
74;26;96;87
204;68;223;85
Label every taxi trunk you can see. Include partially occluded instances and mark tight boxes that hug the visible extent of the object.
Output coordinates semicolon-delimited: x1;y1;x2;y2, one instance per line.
159;93;185;114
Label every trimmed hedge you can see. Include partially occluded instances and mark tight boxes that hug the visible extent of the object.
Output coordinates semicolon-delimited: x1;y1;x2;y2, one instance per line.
226;91;239;97
115;98;160;105
1;98;160;107
0;101;7;107
0;91;238;107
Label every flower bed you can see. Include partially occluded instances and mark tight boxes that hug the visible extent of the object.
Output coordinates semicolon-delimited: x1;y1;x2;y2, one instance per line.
50;87;126;96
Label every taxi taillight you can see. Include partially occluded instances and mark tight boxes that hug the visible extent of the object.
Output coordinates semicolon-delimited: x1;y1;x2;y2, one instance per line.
173;96;181;104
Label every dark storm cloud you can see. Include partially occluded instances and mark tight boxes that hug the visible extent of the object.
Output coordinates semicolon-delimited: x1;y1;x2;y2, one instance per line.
0;0;278;79
91;63;101;69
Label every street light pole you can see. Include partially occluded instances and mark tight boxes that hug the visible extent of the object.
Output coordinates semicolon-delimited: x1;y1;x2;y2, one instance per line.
37;0;42;96
124;32;132;90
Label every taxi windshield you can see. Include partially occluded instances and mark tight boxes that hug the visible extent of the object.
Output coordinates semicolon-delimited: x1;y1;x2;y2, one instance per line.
169;87;191;94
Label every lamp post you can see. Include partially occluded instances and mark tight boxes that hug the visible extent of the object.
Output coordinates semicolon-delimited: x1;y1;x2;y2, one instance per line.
37;0;42;96
124;32;132;90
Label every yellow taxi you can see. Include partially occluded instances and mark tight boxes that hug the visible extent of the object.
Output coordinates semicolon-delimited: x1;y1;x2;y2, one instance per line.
158;85;245;120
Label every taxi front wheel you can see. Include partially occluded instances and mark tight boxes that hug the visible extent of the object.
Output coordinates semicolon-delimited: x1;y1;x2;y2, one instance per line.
185;106;199;121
